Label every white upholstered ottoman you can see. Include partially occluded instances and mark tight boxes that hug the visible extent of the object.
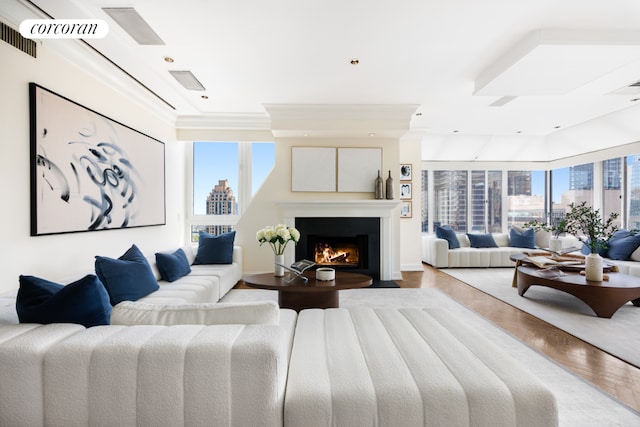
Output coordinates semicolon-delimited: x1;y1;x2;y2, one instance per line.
285;307;558;427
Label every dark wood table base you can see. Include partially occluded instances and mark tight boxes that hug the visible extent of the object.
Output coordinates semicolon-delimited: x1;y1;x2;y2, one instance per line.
279;290;339;312
243;271;373;312
517;266;640;318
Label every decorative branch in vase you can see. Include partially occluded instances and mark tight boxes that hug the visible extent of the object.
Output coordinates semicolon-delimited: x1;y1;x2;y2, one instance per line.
563;201;619;281
523;215;567;251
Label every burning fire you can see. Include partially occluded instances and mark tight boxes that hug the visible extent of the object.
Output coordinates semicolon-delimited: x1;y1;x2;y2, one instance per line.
315;242;358;265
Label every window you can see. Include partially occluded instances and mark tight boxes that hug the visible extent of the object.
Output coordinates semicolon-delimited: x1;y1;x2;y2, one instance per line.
551;163;594;221
603;158;622;228
470;170;502;232
193;142;238;216
433;170;468;232
627;155;640;229
252;143;275;196
421;170;428;232
423;159;630;234
507;170;545;228
190;141;275;240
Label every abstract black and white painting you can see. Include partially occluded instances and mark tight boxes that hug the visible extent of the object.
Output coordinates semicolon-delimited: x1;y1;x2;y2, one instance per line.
29;83;165;236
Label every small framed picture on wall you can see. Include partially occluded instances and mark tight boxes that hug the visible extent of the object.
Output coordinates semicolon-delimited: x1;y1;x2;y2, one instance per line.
400;201;412;218
400;164;412;181
400;182;412;199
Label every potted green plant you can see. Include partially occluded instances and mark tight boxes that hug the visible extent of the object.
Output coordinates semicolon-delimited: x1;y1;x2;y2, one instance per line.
522;216;567;251
563;201;619;281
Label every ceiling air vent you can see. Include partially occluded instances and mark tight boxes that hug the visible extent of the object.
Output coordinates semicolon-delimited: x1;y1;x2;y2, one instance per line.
169;70;206;91
1;21;36;58
609;80;640;95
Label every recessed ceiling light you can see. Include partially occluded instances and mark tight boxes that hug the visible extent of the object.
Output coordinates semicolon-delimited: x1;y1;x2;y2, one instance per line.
554;125;561;129
350;58;359;65
631;97;640;102
368;133;376;137
163;56;174;63
453;130;459;133
201;95;208;99
415;112;422;116
517;130;522;134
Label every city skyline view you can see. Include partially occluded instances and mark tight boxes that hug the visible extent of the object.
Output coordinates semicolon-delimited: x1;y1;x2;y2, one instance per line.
193;142;275;215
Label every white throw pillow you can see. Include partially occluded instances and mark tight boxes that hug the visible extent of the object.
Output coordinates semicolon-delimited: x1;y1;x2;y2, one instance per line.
111;300;280;326
456;233;470;248
493;233;510;247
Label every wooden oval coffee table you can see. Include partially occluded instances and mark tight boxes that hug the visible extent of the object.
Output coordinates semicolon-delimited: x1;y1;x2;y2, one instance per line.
242;271;372;312
517;265;640;318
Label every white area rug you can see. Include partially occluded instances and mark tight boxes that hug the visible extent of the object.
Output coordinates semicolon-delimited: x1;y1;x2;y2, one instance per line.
441;268;640;368
221;288;640;426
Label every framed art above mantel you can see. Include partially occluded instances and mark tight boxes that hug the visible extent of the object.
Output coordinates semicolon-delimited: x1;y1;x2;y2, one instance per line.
29;83;166;236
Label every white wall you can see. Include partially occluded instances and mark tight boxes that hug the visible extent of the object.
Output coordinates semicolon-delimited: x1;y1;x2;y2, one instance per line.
399;134;424;271
0;40;183;293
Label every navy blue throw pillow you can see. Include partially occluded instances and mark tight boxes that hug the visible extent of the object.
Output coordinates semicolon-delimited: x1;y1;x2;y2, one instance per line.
606;234;640;260
95;244;159;305
467;233;499;248
155;248;191;282
194;231;236;264
435;225;460;249
16;274;111;328
509;227;536;249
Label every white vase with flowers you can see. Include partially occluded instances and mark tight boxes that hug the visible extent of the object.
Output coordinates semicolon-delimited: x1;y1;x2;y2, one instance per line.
256;224;300;276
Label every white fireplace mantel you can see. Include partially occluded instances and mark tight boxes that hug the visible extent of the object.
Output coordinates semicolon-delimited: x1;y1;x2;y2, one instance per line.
278;200;401;281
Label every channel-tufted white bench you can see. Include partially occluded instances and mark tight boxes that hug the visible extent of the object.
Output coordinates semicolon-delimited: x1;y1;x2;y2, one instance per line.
285;307;558;427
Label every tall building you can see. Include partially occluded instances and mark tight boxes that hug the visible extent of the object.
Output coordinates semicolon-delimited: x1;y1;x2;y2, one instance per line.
205;179;237;235
507;171;531;196
569;164;594;190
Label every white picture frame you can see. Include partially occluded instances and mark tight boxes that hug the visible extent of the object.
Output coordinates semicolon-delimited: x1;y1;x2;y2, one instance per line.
337;147;382;192
291;147;336;192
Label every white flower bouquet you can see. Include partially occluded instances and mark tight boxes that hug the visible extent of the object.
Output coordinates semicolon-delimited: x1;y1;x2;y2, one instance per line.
256;224;300;255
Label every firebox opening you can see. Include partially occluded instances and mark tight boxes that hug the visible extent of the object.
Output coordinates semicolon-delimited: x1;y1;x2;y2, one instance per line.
310;235;368;269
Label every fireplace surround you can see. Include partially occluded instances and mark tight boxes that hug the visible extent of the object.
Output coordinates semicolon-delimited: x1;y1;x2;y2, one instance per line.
295;217;380;279
278;200;401;281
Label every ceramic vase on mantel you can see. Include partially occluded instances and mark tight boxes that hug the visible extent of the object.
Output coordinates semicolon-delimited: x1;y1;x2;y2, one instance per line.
584;253;603;281
375;170;384;199
385;170;394;199
274;254;284;277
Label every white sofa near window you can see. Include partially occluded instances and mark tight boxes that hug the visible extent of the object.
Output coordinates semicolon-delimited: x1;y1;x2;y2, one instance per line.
422;232;580;268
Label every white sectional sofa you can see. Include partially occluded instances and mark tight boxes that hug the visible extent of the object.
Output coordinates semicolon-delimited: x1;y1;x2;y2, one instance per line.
0;240;559;426
0;304;558;427
422;232;579;268
140;244;243;304
0;308;297;427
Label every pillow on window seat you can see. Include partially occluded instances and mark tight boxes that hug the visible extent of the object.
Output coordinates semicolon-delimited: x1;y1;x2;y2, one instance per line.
509;227;536;249
435;225;460;249
467;233;498;248
194;231;236;264
606;234;640;260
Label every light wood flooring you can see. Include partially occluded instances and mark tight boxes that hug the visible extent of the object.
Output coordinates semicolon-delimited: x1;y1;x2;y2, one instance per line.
238;264;640;413
400;264;640;414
